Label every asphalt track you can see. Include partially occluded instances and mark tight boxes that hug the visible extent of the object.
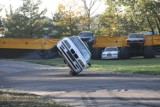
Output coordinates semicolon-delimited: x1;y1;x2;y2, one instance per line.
0;60;160;107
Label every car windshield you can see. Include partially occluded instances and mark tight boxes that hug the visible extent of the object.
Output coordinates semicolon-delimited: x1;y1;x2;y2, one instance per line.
70;36;90;61
104;48;118;51
79;32;93;37
128;34;144;38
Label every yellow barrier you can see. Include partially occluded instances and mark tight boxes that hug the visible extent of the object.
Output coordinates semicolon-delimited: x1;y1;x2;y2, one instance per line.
0;38;60;49
93;35;160;48
144;35;160;46
93;36;127;48
0;35;160;49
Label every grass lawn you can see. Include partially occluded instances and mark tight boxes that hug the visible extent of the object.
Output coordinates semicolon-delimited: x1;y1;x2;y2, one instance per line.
90;58;160;75
23;57;160;75
0;89;70;107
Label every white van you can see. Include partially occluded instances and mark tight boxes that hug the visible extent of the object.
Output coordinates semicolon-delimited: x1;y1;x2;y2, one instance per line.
56;36;91;76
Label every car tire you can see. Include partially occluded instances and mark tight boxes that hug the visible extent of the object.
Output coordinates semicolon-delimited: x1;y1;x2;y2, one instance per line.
91;48;102;60
70;70;78;76
37;50;50;58
119;46;130;59
144;45;155;58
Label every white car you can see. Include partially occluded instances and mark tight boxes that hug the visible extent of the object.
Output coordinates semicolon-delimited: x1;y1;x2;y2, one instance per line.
101;47;119;59
56;36;91;76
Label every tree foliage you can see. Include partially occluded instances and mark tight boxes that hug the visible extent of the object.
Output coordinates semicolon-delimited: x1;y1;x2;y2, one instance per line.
3;0;53;38
135;0;160;34
0;5;4;34
99;0;160;36
53;1;81;37
1;0;160;38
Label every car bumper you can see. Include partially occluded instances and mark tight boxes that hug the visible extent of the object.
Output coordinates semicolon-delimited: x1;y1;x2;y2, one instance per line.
101;55;118;59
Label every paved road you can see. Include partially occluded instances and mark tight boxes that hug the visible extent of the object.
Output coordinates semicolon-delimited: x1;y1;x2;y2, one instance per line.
0;60;160;107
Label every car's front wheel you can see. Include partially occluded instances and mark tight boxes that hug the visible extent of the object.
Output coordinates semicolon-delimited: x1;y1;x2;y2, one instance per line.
144;45;155;58
69;70;78;76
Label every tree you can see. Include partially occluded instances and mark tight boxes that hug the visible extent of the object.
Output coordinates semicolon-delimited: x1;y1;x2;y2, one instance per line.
53;1;81;37
3;0;53;38
99;0;160;36
81;0;101;30
138;0;160;34
98;0;128;36
112;0;160;34
0;5;4;34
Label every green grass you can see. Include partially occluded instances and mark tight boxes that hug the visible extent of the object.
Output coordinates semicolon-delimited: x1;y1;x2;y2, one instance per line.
0;89;70;107
89;58;160;75
23;57;160;75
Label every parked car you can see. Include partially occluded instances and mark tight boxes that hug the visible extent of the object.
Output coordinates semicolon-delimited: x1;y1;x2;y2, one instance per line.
126;33;145;46
56;36;91;76
101;47;119;59
78;31;95;50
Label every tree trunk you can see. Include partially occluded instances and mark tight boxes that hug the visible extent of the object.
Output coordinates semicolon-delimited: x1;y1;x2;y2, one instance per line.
88;12;91;30
158;17;160;24
69;17;73;35
157;17;160;34
155;18;160;34
146;17;155;35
